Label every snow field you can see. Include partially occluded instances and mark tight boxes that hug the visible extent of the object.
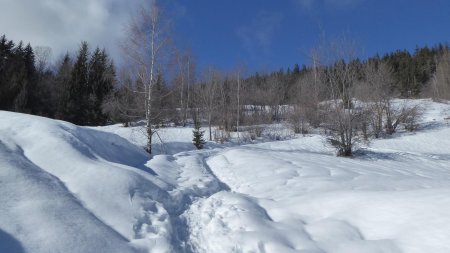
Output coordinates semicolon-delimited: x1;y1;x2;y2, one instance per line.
180;100;450;253
1;99;450;253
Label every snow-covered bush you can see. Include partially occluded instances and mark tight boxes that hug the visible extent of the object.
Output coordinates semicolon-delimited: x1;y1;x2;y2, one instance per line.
213;128;230;144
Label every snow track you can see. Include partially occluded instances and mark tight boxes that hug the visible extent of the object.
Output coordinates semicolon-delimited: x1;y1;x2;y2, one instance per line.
146;150;232;253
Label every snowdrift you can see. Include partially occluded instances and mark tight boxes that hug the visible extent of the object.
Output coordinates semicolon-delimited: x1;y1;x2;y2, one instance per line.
0;111;220;253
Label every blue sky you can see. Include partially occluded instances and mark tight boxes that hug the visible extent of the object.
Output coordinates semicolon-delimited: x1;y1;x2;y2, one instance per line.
167;0;450;73
1;0;449;74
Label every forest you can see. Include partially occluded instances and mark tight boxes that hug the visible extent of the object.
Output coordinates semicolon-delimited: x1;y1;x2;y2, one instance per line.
1;3;450;156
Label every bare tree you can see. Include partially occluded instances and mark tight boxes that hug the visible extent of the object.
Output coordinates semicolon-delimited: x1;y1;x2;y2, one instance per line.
357;61;422;136
235;69;242;140
172;48;196;126
315;35;365;156
357;61;395;138
384;101;422;135
102;69;143;126
266;74;287;122
198;67;221;141
289;71;315;134
34;46;52;73
432;49;450;100
122;0;171;153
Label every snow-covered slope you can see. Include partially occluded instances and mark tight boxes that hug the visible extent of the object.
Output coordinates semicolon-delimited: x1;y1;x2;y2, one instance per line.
0;111;221;253
184;99;450;253
1;99;450;253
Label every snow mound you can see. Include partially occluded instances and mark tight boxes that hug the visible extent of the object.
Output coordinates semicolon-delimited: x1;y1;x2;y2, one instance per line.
0;139;136;253
0;111;178;253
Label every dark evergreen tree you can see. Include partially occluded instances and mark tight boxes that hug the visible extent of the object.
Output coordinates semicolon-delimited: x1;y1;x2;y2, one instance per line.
55;53;73;119
0;36;116;124
0;36;15;109
192;112;206;149
64;41;90;125
293;64;300;75
22;43;38;113
8;42;37;113
152;72;168;127
87;47;115;125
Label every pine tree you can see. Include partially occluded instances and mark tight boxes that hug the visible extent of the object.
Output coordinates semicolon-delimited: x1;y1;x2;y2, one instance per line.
192;113;206;150
55;53;73;119
0;35;14;109
23;43;38;113
11;42;37;113
152;72;168;127
65;41;89;125
88;47;114;125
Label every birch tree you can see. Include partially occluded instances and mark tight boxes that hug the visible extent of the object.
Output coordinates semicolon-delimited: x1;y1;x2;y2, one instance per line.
122;0;170;153
199;67;221;141
172;49;195;126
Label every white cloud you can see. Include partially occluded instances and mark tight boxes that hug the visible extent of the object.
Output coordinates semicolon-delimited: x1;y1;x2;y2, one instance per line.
0;0;141;62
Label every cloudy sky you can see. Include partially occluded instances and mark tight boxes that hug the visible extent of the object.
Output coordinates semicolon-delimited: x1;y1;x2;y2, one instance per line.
0;0;140;62
1;0;450;72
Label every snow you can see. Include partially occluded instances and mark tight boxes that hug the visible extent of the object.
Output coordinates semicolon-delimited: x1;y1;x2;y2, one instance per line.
1;99;450;253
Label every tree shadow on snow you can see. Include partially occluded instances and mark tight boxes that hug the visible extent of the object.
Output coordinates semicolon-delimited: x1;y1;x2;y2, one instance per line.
352;149;403;161
61;125;157;175
0;229;25;253
354;148;450;162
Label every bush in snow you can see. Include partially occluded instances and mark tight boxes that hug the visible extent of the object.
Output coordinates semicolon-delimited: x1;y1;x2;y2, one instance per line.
385;102;423;135
213;128;230;144
323;103;366;157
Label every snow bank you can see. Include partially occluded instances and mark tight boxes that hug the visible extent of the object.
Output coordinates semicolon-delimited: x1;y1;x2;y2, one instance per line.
0;111;178;252
0;110;229;253
0;139;136;253
95;124;200;155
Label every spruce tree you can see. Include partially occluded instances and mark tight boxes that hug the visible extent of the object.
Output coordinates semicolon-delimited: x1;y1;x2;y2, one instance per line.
86;47;115;125
23;43;38;113
65;41;89;125
152;72;168;127
55;53;73;119
192;113;206;150
11;42;36;113
88;47;104;124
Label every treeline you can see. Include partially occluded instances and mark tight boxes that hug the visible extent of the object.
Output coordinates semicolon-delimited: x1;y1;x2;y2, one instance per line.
2;33;450;152
0;36;37;113
188;43;450;129
106;42;450;135
241;43;450;107
169;43;447;156
0;35;115;125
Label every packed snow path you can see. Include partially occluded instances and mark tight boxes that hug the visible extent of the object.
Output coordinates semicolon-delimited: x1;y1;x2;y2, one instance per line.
1;99;450;253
